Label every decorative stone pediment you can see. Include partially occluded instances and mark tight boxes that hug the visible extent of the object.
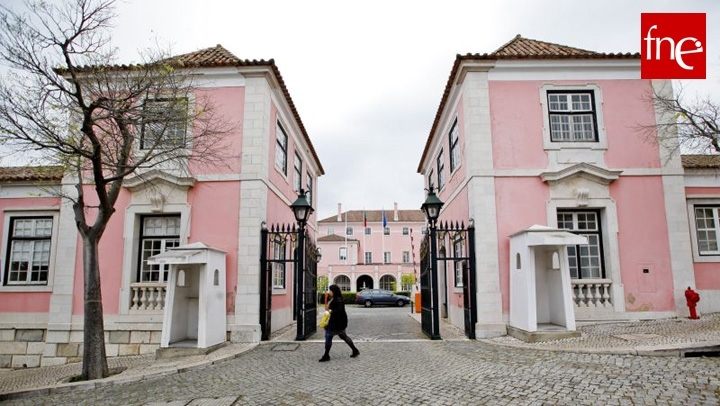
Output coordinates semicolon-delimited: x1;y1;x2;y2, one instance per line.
124;169;195;192
540;163;622;186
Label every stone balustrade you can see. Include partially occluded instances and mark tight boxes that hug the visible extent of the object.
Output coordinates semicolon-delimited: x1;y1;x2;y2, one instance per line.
130;282;167;312
571;279;613;309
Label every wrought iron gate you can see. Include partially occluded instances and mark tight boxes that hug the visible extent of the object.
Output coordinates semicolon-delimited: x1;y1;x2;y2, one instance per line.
259;223;317;341
420;221;477;340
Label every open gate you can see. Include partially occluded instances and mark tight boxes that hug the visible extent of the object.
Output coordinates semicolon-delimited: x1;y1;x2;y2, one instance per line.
260;223;317;341
420;221;476;340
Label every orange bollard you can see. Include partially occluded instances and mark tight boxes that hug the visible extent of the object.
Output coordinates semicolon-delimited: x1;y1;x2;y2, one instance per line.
414;292;421;313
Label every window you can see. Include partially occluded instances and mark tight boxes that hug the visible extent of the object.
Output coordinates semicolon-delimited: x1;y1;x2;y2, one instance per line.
327;227;334;235
4;217;53;285
365;227;371;235
364;252;372;264
694;206;720;255
547;91;598;142
428;170;434;190
335;275;351;291
379;275;395;291
271;235;286;289
306;174;313;206
437;149;445;190
557;211;604;279
402;251;410;264
293;152;302;192
453;237;464;287
346;227;353;236
383;227;390;236
449;119;460;172
138;215;180;283
402;227;409;235
384;252;391;264
339;247;347;261
275;122;288;175
141;98;188;150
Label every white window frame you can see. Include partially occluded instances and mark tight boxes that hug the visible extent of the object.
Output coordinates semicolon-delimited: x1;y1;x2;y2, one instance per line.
293;151;302;192
364;252;372;264
275;121;288;175
334;275;351;291
339;247;348;261
402;251;410;264
383;252;391;264
449;119;460;173
2;214;59;288
402;227;409;235
140;98;189;150
327;227;334;235
306;174;313;206
364;227;371;235
540;84;607;151
436;149;445;190
271;240;286;290
383;227;390;236
379;275;395;291
688;200;720;262
346;227;353;236
138;215;181;283
557;210;604;279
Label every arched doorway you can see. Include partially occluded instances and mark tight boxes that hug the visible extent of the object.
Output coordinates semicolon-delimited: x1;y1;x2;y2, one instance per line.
379;275;396;291
356;275;373;291
334;275;351;291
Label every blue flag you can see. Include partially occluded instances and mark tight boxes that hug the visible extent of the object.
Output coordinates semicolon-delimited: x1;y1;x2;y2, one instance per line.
382;210;387;228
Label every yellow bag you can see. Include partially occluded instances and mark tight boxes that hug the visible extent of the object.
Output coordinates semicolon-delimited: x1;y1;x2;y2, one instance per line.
319;311;330;329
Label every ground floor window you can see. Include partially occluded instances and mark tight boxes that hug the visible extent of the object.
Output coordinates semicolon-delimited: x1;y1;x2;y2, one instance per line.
4;216;53;285
557;210;605;279
694;206;720;255
379;275;395;291
138;215;180;283
334;274;351;291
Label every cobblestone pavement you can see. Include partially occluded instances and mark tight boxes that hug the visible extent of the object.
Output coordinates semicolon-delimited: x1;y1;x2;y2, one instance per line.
1;310;719;405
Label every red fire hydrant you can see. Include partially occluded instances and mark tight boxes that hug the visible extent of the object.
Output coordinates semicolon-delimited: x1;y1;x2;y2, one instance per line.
685;286;700;320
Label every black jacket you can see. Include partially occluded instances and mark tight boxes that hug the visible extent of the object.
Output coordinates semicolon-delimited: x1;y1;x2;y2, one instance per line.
327;297;348;332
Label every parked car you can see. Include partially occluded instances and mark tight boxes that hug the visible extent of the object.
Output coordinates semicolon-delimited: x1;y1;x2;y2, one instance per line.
355;289;411;307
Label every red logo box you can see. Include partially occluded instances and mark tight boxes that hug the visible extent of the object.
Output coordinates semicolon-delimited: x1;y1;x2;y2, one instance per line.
641;13;706;79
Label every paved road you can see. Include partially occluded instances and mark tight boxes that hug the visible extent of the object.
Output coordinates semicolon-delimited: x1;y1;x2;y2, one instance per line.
3;308;720;405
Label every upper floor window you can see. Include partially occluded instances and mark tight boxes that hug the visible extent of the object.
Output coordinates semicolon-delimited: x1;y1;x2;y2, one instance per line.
293;152;302;192
402;251;410;263
449;119;460;172
141;98;188;150
547;91;598;143
271;238;286;289
306;174;313;206
339;247;348;261
383;252;391;264
437;149;445;190
402;227;409;235
4;217;53;285
365;227;371;235
275;122;288;175
327;227;334;235
428;170;434;190
138;215;180;283
364;252;372;264
383;227;390;236
346;227;353;236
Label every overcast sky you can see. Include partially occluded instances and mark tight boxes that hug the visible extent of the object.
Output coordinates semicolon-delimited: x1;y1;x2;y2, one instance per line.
5;0;720;220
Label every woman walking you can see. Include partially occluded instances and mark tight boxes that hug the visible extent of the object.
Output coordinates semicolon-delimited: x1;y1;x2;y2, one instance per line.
320;284;360;362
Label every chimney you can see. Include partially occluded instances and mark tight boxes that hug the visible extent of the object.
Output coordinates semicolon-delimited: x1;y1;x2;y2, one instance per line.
337;203;342;222
393;202;399;221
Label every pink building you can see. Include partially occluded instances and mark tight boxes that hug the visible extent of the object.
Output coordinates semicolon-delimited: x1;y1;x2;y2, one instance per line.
317;203;425;294
0;46;323;367
417;35;716;338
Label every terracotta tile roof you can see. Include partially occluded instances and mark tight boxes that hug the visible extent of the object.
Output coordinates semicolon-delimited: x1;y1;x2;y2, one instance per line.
0;166;64;182
318;209;426;224
682;154;720;169
58;45;324;175
318;234;358;242
418;35;639;172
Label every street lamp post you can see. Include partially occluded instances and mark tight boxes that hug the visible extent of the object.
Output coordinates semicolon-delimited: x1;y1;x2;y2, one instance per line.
421;185;444;340
290;188;313;341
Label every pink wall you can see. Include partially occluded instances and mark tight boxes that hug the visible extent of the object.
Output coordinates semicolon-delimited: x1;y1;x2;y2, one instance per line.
685;187;720;290
495;178;550;313
0;197;61;313
611;177;674;311
188;87;244;176
188;182;241;313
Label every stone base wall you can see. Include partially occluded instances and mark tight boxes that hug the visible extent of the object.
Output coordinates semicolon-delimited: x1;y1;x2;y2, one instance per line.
0;328;161;369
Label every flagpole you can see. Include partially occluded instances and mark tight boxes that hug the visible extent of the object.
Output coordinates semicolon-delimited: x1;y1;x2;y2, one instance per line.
362;208;366;264
344;209;348;265
381;207;385;268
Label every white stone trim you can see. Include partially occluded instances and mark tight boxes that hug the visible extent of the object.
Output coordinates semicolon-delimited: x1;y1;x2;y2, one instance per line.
686;198;720;263
489;59;641;81
193;67;247;88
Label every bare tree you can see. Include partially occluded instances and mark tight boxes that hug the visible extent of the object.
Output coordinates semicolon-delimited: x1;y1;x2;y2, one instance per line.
646;80;720;157
0;0;232;380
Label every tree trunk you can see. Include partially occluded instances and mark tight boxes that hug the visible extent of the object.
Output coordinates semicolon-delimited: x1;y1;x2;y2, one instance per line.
81;235;109;380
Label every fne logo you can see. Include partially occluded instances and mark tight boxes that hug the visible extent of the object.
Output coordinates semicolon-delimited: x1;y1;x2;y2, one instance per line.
641;13;706;79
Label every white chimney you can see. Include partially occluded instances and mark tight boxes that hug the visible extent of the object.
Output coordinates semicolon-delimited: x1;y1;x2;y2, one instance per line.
337;203;342;222
393;202;399;221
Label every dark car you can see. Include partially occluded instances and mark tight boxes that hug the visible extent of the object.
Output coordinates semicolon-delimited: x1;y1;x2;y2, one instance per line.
355;289;411;308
